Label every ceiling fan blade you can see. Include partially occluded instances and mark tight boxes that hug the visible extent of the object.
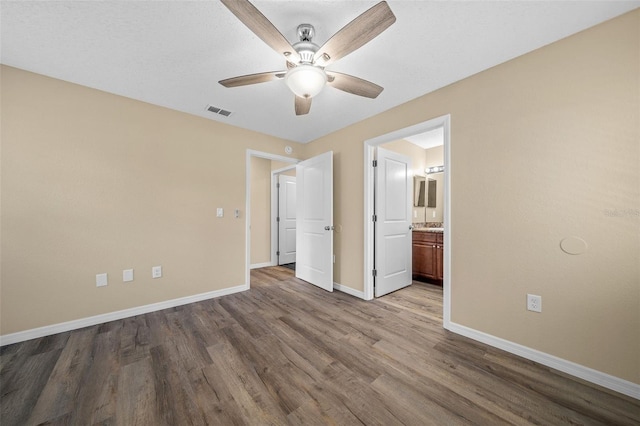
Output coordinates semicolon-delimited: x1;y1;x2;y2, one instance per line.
295;96;311;115
326;72;383;99
219;71;286;88
221;0;300;63
314;1;396;66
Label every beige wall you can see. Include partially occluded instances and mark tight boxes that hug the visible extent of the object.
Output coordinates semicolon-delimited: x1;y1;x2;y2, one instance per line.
0;65;301;334
425;145;444;222
250;157;272;266
305;10;639;383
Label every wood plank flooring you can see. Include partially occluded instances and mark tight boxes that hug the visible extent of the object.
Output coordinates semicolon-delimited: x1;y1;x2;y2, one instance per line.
1;266;639;425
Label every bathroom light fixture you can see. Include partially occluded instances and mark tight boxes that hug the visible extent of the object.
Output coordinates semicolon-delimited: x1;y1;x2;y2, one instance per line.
284;65;327;99
426;165;445;174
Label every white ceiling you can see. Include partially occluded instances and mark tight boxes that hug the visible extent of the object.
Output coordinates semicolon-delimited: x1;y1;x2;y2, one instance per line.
405;127;444;150
2;1;638;143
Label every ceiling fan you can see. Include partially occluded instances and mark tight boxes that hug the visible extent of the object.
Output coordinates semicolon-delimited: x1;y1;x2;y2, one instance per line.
219;0;396;115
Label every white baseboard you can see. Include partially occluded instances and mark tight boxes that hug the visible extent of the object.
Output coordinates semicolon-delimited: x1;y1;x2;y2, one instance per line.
0;283;249;347
448;322;640;400
250;262;275;269
334;282;366;300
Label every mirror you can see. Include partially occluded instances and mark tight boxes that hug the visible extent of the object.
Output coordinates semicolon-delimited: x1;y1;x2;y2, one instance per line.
414;176;426;207
427;179;437;208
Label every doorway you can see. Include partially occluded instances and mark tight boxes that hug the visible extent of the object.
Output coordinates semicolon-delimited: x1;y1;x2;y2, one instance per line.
245;150;298;287
246;149;334;293
363;114;452;329
272;168;297;268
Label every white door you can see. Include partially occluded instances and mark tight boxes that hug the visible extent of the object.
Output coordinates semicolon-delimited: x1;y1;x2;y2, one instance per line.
296;151;333;292
278;174;297;265
375;147;413;297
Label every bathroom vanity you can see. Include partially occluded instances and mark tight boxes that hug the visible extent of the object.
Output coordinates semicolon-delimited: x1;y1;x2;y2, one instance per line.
412;228;443;284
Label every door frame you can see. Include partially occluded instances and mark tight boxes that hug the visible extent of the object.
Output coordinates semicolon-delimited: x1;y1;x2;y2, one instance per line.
363;114;452;329
246;149;299;288
270;165;297;266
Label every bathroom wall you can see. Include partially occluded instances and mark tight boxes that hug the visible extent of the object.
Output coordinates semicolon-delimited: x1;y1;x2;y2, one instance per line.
425;145;444;223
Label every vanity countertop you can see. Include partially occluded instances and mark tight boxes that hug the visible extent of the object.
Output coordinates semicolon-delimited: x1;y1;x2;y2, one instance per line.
413;227;444;233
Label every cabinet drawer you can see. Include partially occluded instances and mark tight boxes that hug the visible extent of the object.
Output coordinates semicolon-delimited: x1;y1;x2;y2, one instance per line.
412;231;442;244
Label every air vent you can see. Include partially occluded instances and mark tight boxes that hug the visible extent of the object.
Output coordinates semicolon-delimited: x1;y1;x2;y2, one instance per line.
206;104;233;117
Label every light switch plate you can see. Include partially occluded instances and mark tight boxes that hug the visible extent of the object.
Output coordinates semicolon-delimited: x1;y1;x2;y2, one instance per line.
123;269;134;282
217;208;224;217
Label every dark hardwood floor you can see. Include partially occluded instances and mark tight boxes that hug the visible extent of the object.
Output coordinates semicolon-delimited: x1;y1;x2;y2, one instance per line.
1;266;638;425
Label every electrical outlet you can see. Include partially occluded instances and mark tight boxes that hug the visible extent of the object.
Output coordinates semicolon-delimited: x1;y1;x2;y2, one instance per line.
152;265;162;279
527;294;542;312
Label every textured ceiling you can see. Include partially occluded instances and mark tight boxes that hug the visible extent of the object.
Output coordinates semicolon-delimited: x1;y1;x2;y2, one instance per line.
2;1;638;143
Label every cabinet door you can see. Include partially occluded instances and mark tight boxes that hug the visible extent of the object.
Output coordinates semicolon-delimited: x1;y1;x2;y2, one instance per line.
412;241;436;279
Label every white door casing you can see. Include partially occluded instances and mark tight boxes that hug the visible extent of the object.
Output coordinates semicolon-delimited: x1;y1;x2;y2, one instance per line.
278;175;297;265
375;147;413;297
296;151;333;292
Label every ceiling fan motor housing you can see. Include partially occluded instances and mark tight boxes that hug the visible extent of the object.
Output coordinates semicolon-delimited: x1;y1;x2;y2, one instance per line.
294;24;319;64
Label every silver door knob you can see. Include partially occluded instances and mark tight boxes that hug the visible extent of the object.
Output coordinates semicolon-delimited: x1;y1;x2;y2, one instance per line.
409;225;414;230
324;225;334;231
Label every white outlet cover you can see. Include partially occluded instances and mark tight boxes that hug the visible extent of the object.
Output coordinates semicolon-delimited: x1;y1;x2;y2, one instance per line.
123;269;134;282
527;294;542;312
96;273;108;287
152;265;162;278
217;207;224;217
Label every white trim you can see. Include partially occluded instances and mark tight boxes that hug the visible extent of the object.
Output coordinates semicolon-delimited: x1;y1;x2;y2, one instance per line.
448;322;640;400
272;164;296;175
363;143;376;301
271;173;278;266
250;262;274;270
0;284;248;347
363;115;452;328
441;115;452;329
246;149;299;289
334;282;366;300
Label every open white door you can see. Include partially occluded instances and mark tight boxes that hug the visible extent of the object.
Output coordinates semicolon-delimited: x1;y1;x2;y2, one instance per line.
278;175;297;265
296;151;333;292
375;147;412;297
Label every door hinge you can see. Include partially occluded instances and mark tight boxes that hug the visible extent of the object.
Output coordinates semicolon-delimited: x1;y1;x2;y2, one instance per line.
276;183;280;188
276;217;280;222
277;251;280;256
372;269;377;277
372;214;377;222
372;160;378;167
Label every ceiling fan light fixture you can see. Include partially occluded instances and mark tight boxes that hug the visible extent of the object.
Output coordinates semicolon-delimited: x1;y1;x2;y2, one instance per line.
284;65;327;98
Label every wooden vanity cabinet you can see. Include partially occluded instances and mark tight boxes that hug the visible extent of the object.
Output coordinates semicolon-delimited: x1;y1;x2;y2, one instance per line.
412;232;443;283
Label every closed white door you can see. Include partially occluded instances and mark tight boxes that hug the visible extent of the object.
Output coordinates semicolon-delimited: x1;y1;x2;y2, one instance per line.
375;147;413;297
296;151;333;292
278;174;297;265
